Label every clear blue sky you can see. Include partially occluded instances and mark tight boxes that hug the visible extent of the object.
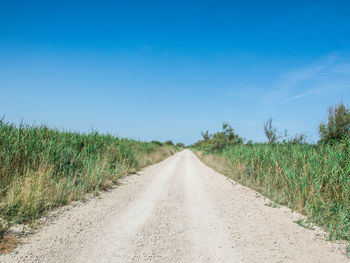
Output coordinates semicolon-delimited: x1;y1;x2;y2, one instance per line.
1;0;350;144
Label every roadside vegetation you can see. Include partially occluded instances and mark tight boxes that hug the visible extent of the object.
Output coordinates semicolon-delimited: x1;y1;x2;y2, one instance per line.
0;120;177;236
192;101;350;243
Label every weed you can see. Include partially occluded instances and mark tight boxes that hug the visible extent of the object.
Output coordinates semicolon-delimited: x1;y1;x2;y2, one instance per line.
294;219;315;230
346;243;350;258
265;202;280;208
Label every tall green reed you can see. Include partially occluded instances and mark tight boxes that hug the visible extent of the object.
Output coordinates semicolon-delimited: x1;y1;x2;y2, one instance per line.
198;139;350;241
0;119;174;225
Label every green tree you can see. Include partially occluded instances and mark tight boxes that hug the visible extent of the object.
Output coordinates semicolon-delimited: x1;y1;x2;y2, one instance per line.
200;130;210;140
202;122;243;152
164;140;174;146
319;101;350;144
264;118;278;144
176;142;185;148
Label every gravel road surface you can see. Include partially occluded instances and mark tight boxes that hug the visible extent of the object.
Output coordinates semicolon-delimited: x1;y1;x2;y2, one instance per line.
1;150;347;262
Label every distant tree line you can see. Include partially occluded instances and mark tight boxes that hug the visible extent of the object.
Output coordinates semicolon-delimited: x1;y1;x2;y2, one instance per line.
192;101;350;152
151;140;186;148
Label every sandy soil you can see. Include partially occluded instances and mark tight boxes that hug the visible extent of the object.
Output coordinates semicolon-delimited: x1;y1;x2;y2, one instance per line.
0;150;347;263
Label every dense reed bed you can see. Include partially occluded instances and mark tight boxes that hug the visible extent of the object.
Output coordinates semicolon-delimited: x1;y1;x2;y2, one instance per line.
196;140;350;241
0;119;175;231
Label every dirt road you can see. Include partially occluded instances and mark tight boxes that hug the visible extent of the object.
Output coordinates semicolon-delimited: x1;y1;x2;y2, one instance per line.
1;150;347;262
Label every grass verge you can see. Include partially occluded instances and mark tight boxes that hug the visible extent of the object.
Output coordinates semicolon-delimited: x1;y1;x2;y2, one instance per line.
0;119;177;251
193;141;350;243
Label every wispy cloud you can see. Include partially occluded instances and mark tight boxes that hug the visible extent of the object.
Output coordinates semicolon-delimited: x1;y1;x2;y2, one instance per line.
284;87;332;102
333;63;350;74
261;54;350;104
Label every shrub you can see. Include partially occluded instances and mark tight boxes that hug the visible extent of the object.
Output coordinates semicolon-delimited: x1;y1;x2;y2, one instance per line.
196;122;244;152
289;133;307;144
245;140;253;146
264;118;278;144
319;101;350;144
151;140;163;146
165;140;174;146
176;143;185;148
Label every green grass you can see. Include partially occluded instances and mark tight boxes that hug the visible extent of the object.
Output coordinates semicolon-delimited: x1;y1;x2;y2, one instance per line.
0;119;175;230
294;219;315;230
195;140;350;242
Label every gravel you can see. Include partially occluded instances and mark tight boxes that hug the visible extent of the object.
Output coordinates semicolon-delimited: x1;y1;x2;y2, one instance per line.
0;150;347;263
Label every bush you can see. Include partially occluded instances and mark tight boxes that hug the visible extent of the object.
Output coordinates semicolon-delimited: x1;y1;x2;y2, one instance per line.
245;140;253;146
289;133;307;145
151;140;163;146
264;118;278;144
195;122;244;152
165;140;174;146
176;143;185;148
319;101;350;144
